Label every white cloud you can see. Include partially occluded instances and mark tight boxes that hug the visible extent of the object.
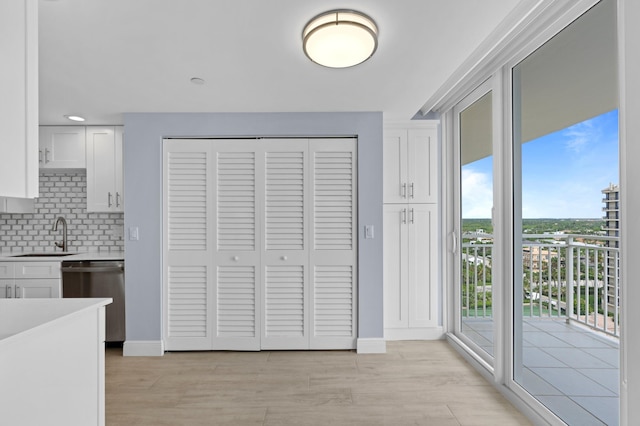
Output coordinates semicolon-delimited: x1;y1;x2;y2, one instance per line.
461;168;493;218
562;118;597;153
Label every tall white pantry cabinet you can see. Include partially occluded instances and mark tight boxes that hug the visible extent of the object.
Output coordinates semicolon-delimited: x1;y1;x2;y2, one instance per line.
383;122;441;340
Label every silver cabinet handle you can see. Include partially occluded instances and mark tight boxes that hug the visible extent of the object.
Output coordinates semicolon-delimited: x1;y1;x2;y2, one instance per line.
39;149;43;164
6;285;11;298
410;183;415;199
401;208;407;224
45;148;50;163
401;183;407;199
409;208;415;224
115;192;121;207
15;285;20;298
108;192;113;207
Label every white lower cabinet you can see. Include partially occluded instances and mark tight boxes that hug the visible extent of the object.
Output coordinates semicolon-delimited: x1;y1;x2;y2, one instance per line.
384;204;440;339
0;262;61;299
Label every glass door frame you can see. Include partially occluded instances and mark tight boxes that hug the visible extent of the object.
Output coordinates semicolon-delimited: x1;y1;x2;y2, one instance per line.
502;1;608;421
450;75;504;373
441;2;607;423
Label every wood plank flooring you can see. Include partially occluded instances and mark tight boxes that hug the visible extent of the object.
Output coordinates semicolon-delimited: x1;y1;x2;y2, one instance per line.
106;341;531;425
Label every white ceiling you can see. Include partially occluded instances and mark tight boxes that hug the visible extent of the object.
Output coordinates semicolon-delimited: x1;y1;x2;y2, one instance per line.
38;0;522;125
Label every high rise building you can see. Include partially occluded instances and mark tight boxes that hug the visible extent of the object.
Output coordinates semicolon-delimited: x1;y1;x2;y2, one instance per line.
602;183;619;313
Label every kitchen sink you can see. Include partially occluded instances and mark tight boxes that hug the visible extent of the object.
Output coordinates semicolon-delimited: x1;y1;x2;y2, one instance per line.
11;253;76;257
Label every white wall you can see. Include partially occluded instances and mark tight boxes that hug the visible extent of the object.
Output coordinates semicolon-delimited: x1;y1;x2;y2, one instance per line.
122;112;384;346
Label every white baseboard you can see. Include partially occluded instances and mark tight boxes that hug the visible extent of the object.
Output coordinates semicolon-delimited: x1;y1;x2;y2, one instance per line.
122;340;165;356
356;338;387;354
385;327;445;341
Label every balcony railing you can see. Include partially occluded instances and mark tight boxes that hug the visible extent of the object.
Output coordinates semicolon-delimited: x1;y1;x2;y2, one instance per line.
461;233;620;338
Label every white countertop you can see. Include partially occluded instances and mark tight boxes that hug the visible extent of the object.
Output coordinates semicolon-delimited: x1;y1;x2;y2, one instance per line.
0;298;112;342
0;251;124;261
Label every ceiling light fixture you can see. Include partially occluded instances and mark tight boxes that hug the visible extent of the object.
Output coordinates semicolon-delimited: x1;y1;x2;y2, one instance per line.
64;115;85;122
302;9;378;68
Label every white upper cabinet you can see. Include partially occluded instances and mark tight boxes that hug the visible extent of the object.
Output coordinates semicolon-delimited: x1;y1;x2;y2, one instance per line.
86;126;124;212
0;197;35;214
0;0;38;198
383;123;438;204
39;126;86;169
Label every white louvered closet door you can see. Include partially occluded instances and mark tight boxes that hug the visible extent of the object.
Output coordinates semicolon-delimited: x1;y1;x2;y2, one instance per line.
261;140;310;349
212;140;261;350
163;140;214;350
164;137;357;351
309;139;358;349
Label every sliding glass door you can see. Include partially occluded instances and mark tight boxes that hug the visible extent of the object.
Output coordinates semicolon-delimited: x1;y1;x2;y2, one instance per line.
453;79;496;366
511;1;619;423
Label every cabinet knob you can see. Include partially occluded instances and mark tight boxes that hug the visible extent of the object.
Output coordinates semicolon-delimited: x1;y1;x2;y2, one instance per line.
281;256;288;261
233;256;239;261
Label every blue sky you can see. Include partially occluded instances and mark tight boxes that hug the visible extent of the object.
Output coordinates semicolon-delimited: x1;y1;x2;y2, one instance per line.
462;109;619;219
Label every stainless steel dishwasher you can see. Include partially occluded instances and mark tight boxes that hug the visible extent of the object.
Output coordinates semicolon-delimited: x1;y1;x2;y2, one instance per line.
62;260;125;342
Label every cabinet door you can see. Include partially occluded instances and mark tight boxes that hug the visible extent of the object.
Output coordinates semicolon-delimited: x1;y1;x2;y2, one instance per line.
0;279;14;298
0;197;35;213
16;279;61;298
383;204;409;329
0;0;38;198
39;126;86;169
383;129;408;204
86;127;123;212
407;204;438;328
407;128;437;204
14;262;60;279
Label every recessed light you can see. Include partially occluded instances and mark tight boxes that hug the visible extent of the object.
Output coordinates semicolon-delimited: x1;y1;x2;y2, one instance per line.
64;115;85;122
190;77;205;85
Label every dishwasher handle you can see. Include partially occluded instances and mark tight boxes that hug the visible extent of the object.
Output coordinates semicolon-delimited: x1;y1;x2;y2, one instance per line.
61;265;123;273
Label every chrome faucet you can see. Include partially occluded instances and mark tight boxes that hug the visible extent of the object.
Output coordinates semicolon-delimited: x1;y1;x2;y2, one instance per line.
53;216;68;252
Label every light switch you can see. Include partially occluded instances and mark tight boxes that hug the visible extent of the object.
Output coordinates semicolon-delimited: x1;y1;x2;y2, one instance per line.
129;227;139;241
364;225;374;239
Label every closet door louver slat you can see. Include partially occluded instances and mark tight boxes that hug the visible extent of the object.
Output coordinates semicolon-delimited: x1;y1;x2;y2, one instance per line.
167;152;207;251
217;152;256;251
313;151;354;250
167;266;208;338
266;151;305;251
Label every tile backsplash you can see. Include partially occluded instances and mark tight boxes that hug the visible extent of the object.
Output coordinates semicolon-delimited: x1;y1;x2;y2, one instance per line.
0;171;124;252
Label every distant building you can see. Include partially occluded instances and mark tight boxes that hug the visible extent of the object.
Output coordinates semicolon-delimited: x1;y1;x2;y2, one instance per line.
602;183;619;312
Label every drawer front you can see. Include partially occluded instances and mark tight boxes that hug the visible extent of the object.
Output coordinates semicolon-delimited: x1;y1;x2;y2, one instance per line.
0;263;15;279
15;262;61;279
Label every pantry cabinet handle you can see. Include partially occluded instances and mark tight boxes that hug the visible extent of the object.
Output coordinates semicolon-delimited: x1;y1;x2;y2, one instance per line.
15;286;20;298
401;183;407;199
410;183;415;199
5;285;11;298
116;192;121;207
39;149;43;164
45;149;50;163
401;208;407;225
409;208;415;224
108;192;113;207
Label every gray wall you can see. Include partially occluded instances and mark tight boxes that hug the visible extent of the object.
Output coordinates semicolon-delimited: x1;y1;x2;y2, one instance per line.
123;112;383;343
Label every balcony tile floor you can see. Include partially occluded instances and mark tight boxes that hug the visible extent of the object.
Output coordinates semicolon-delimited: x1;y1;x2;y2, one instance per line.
462;318;619;425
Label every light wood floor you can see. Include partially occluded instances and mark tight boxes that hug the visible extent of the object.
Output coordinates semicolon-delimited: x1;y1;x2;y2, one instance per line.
106;341;531;425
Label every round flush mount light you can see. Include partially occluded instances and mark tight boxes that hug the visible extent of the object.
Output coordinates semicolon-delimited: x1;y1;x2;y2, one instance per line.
64;115;85;122
302;9;378;68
